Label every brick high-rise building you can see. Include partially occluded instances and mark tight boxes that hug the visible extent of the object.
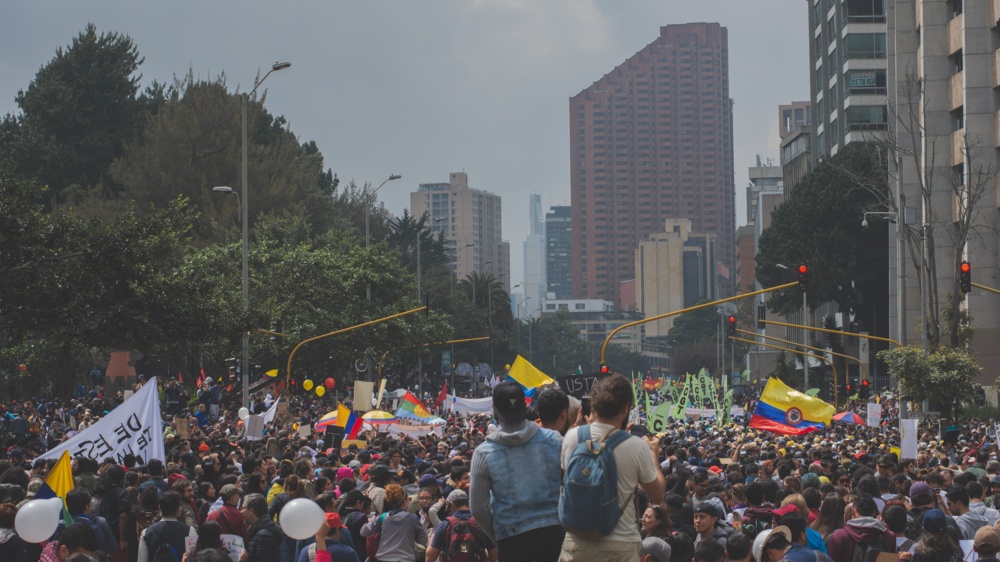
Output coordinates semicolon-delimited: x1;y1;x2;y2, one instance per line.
570;23;735;304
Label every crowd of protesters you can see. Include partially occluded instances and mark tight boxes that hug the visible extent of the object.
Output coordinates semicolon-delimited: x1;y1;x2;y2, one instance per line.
0;372;997;562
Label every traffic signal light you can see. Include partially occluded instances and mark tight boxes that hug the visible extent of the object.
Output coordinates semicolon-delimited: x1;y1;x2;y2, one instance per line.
727;316;737;337
798;262;809;293
846;382;852;395
860;379;870;400
960;261;971;294
600;363;610;374
757;304;766;330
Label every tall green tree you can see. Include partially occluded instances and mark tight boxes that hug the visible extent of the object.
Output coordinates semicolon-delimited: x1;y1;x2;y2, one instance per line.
756;142;889;331
0;25;147;203
108;75;338;240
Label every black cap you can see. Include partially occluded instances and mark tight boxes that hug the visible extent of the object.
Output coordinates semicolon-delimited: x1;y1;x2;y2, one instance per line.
493;381;527;424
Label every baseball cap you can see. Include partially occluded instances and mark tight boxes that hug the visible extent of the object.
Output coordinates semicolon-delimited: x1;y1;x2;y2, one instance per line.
976;527;1000;550
447;489;469;504
922;509;947;532
492;381;527;424
324;512;342;529
910;481;935;505
694;502;722;520
418;474;442;488
641;537;672;562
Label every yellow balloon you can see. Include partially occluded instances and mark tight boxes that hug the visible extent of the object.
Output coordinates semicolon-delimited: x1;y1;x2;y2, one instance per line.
315;386;325;397
303;379;314;391
292;423;299;430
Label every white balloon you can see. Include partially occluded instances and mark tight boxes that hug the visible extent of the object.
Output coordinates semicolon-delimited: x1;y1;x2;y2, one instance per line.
279;498;324;540
371;398;378;407
238;407;250;421
15;498;62;543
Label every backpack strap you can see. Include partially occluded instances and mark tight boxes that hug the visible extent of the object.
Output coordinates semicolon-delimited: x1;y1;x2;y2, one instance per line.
602;429;630;452
307;543;317;562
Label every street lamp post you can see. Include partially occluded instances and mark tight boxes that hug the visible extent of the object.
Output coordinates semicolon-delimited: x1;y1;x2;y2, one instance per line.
211;59;291;410
364;174;401;382
417;217;446;397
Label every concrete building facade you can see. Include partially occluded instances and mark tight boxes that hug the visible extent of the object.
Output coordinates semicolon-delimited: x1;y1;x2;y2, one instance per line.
570;23;735;305
887;0;1000;383
807;0;889;160
410;172;510;289
635;218;717;338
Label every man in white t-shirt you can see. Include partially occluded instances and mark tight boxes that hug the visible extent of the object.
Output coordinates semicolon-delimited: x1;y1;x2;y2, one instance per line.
558;374;665;562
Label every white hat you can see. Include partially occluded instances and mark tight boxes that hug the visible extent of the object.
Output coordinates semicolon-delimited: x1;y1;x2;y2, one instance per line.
753;526;792;562
205;377;213;383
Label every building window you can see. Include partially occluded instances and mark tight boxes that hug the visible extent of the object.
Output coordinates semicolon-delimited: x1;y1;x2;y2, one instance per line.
846;105;888;130
843;0;886;23
828;17;837;42
846;69;887;95
575;303;586;310
844;33;887;59
828;49;837;74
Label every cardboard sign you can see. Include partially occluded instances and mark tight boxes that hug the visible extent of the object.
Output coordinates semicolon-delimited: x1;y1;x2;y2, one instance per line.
245;415;265;441
173;416;190;439
556;373;607;399
341;439;368;451
297;424;312;438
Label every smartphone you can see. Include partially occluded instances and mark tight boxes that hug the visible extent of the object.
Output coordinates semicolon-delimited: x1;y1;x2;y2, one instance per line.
630;425;648;437
581;397;591;419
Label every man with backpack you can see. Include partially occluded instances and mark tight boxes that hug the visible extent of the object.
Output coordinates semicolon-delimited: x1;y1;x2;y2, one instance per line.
558;374;665;562
823;494;895;562
470;381;564;562
136;491;196;562
425;489;496;562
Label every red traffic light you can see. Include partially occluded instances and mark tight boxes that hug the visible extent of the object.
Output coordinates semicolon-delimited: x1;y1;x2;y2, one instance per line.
861;379;869;386
961;262;971;273
728;316;736;324
798;264;808;275
600;364;610;374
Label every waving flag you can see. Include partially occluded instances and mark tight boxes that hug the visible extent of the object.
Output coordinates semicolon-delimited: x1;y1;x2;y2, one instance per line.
749;378;835;436
434;383;448;408
396;391;434;421
320;403;362;439
506;355;554;396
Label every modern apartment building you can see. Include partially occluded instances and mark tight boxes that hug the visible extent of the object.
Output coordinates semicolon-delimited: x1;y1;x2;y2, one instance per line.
807;0;889;160
545;205;572;300
570;22;735;305
887;0;1000;381
410;172;510;289
779;101;814;193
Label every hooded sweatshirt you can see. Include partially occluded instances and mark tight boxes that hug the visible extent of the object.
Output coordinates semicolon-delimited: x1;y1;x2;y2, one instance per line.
825;517;896;562
361;508;427;562
955;508;989;540
470;420;562;541
969;501;1000;526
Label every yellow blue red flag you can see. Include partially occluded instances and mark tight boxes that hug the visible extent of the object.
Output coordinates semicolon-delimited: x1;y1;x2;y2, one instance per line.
749;378;835;435
506;355;554;396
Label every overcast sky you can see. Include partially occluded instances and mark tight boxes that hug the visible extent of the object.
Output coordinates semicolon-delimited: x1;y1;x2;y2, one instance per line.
1;1;808;286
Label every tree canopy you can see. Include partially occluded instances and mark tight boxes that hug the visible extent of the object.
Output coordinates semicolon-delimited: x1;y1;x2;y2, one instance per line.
756;142;889;331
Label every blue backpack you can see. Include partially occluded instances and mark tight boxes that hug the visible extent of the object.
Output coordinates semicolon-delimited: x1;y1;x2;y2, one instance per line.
558;425;633;538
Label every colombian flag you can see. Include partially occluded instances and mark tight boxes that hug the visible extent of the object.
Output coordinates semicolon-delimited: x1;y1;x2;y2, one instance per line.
749;378;835;435
316;404;362;438
506;355;554;397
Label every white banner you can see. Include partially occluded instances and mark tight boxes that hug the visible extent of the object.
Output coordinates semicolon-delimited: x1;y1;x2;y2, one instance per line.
867;402;881;428
447;395;493;415
900;418;919;459
245;415;266;441
260;397;281;425
40;377;165;463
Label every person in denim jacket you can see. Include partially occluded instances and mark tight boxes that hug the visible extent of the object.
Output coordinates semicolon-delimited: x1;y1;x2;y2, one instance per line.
470;381;564;562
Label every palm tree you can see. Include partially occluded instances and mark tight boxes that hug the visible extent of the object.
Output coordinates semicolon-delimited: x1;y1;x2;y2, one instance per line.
458;272;513;331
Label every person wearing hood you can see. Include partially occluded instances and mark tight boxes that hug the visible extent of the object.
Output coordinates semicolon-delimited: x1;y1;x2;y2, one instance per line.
470;381;564;562
824;494;895;562
946;485;988;539
692;501;731;550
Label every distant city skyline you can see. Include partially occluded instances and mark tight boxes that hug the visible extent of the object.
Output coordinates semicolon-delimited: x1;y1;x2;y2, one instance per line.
0;2;810;286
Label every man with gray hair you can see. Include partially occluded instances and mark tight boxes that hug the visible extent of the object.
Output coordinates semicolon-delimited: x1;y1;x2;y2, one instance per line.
242;493;283;562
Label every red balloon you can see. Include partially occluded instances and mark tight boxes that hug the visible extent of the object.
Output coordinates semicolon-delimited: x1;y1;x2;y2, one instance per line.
325;377;335;389
17;364;27;372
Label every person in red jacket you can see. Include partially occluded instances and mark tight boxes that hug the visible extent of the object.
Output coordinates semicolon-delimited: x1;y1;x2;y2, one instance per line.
824;495;895;562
